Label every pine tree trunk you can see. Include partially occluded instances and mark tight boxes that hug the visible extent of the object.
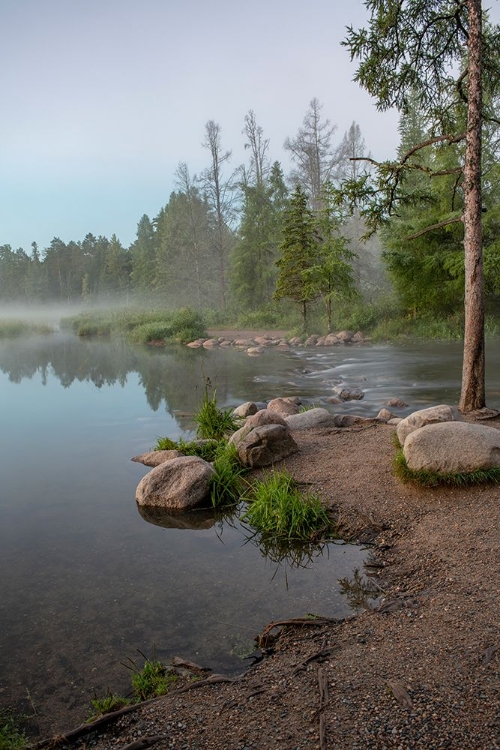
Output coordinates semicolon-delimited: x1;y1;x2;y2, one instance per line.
459;0;485;412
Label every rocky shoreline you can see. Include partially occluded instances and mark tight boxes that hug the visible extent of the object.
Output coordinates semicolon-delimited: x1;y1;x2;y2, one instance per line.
37;410;500;750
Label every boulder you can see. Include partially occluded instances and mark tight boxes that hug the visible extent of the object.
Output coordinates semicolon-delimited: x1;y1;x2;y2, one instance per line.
336;330;355;343
246;346;265;355
136;455;214;510
304;335;319;346
332;385;365;401
285;408;336;430
403;422;500;474
131;449;182;467
351;331;365;343
237;423;299;468
333;414;377;427
376;408;396;422
202;338;219;348
267;397;301;417
229;408;287;448
186;339;205;348
396;404;462;445
232;401;258;418
385;398;409;408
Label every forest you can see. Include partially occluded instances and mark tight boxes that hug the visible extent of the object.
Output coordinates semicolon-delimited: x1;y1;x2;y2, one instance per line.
1;91;500;337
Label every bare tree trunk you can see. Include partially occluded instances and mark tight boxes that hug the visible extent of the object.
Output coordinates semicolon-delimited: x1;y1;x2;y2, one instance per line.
459;0;485;412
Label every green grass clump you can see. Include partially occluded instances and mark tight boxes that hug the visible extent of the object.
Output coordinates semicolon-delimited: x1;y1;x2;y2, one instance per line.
61;306;206;343
0;320;54;338
154;436;220;461
242;471;332;542
194;387;239;440
0;709;27;750
88;691;130;720
210;442;248;508
127;657;178;701
393;447;500;487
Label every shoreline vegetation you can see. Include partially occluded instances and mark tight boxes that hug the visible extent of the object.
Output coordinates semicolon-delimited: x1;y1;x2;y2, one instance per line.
2;302;500;343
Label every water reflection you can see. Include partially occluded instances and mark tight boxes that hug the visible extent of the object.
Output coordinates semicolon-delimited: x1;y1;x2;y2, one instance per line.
1;333;500;420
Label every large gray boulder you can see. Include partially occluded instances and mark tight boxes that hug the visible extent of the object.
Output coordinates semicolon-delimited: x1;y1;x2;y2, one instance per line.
285;408;336;430
136;455;214;510
397;404;462;445
237;423;299;468
404;421;500;473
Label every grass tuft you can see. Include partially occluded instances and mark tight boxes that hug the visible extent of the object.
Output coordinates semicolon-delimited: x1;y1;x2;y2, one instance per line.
194;383;239;440
209;442;248;508
393;447;500;487
123;655;178;701
0;709;28;750
154;436;220;462
242;471;332;542
88;691;130;721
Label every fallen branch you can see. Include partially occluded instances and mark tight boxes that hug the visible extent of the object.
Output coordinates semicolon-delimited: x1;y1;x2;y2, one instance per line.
34;676;240;748
257;617;337;645
317;667;329;750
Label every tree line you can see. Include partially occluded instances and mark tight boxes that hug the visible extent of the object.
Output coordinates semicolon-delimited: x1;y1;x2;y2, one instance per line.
0;102;384;326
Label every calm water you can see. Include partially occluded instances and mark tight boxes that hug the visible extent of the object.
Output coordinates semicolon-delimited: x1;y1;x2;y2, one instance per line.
1;333;499;730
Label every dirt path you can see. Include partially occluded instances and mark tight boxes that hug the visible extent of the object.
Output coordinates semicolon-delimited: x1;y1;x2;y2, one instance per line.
62;420;500;750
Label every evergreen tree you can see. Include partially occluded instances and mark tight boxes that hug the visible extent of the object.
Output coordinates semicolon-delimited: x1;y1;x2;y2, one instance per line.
274;186;318;331
231;161;288;310
342;0;500;411
130;215;157;296
305;184;357;332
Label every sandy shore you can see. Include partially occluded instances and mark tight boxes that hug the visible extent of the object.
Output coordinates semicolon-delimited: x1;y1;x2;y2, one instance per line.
42;416;500;750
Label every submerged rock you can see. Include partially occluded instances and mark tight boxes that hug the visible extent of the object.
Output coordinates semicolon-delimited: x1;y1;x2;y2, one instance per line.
136;455;214;510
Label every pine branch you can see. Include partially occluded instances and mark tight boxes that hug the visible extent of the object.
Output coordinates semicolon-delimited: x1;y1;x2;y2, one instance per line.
405;216;462;240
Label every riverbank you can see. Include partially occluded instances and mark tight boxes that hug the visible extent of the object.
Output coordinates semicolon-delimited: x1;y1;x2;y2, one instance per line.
55;417;500;750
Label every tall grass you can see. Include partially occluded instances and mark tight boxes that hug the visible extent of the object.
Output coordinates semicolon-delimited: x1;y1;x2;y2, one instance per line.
209;442;248;508
0;320;54;338
194;385;239;440
242;471;332;542
61;306;206;343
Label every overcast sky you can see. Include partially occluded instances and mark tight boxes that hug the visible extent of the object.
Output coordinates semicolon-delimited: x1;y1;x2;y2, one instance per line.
1;0;498;252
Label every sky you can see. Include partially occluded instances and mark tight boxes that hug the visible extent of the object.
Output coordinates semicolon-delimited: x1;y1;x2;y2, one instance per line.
1;0;497;253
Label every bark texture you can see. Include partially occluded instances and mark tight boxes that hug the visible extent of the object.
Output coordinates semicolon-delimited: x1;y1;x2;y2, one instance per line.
459;0;485;412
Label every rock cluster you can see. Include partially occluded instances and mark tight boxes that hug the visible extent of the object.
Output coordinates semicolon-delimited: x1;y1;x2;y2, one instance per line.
186;330;365;353
132;398;499;513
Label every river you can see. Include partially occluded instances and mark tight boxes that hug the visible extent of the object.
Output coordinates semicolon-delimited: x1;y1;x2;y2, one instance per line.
0;332;499;729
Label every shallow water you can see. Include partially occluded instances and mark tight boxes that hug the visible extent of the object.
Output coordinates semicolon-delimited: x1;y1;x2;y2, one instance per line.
0;333;499;728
